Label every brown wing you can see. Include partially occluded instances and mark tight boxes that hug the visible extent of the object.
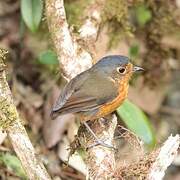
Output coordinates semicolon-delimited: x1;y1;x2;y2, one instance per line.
51;91;100;119
51;71;100;119
51;69;119;119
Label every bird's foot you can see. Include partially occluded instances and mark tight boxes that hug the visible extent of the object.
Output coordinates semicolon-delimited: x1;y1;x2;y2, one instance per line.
83;121;116;150
87;139;116;150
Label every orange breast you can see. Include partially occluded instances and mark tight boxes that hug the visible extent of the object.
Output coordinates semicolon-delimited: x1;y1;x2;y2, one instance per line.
96;64;133;119
97;81;129;118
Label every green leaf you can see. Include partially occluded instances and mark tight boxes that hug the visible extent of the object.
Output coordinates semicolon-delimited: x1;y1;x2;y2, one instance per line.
0;153;27;179
117;99;156;148
129;44;139;58
135;5;152;26
38;50;59;65
21;0;43;32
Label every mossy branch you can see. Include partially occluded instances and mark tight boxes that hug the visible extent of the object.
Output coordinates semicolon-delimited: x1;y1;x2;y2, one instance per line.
0;49;51;180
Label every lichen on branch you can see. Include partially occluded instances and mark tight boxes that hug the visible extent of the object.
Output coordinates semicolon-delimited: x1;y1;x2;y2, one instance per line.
0;49;18;129
0;49;51;180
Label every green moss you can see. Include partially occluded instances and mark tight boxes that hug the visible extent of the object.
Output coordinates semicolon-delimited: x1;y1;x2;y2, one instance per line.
0;49;8;65
102;0;132;48
102;0;128;22
0;49;19;129
0;95;18;129
101;0;147;48
64;0;92;30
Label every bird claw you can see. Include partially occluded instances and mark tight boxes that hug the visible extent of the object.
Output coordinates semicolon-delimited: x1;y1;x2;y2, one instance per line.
83;122;116;150
87;139;116;150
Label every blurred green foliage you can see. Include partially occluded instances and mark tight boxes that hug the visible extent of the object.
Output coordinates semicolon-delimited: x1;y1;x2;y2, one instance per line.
0;153;27;179
129;44;140;58
117;100;156;148
21;0;43;32
135;5;152;27
38;50;59;65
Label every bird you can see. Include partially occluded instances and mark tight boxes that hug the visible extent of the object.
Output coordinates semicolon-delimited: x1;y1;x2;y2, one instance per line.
51;55;144;148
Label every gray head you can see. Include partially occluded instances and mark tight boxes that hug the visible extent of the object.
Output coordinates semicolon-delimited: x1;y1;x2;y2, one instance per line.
95;55;129;69
92;55;144;80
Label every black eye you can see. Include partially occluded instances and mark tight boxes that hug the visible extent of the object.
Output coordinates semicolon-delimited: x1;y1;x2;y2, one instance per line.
117;67;126;74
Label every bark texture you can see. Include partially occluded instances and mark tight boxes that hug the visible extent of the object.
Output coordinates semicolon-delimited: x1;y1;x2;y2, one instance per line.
148;135;180;180
0;49;51;180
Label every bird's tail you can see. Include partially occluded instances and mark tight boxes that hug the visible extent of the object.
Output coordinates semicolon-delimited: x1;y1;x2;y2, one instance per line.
50;110;59;120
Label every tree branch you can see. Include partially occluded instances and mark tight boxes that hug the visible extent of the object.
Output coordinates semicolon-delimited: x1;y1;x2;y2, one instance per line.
78;116;117;179
0;49;51;180
79;1;102;41
46;0;117;179
148;135;180;180
46;0;92;79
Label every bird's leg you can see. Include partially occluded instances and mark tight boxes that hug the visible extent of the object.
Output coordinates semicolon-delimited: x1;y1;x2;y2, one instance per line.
83;121;115;149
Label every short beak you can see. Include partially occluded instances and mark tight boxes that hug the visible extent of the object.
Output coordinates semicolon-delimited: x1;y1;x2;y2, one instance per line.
133;65;144;72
